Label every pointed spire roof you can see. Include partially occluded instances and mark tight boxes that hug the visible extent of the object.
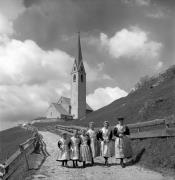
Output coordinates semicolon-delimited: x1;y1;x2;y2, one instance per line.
76;32;83;66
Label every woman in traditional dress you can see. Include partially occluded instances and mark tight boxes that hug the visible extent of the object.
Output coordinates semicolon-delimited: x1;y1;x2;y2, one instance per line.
80;129;92;168
56;132;71;167
98;121;113;166
70;129;81;167
113;117;132;168
86;122;100;165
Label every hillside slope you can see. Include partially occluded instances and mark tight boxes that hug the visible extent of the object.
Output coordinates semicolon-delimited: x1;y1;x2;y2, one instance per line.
84;65;175;126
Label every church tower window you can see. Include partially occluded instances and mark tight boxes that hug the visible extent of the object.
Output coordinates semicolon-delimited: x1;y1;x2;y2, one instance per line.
81;74;83;82
73;74;76;82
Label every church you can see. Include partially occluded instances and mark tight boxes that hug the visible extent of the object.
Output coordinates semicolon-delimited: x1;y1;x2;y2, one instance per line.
45;33;93;120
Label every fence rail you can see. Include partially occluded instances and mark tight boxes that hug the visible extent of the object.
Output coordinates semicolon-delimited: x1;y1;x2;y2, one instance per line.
0;127;39;180
54;117;175;139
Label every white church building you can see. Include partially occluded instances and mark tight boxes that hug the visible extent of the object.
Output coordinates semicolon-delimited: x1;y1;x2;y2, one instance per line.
45;33;93;120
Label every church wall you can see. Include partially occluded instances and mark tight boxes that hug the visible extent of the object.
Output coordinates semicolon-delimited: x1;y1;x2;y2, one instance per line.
78;72;86;119
71;69;86;119
71;71;79;119
46;105;61;119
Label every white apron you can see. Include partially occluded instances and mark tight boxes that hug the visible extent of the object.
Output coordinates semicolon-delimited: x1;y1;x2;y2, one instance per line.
100;127;114;157
70;136;80;160
57;138;70;161
87;129;100;158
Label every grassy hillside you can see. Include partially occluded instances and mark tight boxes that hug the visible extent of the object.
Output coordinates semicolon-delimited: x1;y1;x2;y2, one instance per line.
84;66;175;126
0;126;33;163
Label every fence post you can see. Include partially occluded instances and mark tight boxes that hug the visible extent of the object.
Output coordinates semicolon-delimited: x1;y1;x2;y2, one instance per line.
19;145;29;170
137;127;140;133
0;164;5;179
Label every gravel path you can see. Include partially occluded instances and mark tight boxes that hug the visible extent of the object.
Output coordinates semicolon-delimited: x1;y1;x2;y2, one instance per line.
25;131;175;180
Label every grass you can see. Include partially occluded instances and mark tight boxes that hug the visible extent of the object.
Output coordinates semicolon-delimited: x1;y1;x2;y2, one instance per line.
0;126;33;163
131;137;175;175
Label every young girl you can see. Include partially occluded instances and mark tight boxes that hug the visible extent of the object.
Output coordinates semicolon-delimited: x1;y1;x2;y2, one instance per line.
80;129;92;168
113;117;132;168
87;122;100;165
70;129;81;167
98;121;113;166
56;132;70;167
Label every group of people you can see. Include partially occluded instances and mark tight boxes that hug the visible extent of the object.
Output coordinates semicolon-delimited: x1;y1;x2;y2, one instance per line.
56;117;132;168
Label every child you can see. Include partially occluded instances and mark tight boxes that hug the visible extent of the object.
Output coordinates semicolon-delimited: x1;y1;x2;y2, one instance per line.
70;129;81;168
56;132;70;167
80;129;92;168
87;122;100;165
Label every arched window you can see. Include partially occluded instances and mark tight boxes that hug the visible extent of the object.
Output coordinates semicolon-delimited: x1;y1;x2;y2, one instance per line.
74;66;76;71
73;74;76;82
81;74;83;82
69;105;71;114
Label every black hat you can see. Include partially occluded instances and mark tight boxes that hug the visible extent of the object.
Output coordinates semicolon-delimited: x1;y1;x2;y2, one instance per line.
118;117;124;121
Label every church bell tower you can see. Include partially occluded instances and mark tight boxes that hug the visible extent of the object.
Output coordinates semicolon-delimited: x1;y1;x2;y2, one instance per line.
71;32;86;119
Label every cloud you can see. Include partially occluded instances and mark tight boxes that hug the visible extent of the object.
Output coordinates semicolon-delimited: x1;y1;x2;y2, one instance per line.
0;38;74;85
87;86;128;110
100;26;162;60
121;0;151;6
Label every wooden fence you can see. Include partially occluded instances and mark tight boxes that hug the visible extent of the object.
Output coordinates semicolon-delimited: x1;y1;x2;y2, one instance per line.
54;117;175;139
0;132;38;179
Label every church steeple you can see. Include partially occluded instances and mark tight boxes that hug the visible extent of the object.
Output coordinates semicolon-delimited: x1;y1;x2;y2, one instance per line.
76;32;83;66
71;32;86;120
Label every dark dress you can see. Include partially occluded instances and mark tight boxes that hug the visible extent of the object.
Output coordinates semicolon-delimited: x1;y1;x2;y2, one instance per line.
113;124;132;159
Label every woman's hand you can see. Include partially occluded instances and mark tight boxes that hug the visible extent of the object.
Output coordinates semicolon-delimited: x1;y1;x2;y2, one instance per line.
119;133;123;137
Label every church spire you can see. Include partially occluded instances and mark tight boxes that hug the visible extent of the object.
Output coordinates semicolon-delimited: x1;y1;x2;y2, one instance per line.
76;32;83;65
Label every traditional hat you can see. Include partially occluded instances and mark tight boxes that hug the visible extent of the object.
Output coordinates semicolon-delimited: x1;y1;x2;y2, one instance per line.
61;132;67;136
118;117;124;121
104;120;109;125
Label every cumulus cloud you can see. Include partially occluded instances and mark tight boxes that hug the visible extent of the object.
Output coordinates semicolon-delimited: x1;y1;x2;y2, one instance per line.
87;86;128;110
0;38;73;85
100;26;162;60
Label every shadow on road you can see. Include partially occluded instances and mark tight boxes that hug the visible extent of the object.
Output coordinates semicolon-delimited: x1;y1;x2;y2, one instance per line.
125;148;145;167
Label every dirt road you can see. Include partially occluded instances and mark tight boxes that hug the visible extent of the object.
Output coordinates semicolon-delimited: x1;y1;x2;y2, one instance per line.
25;131;174;180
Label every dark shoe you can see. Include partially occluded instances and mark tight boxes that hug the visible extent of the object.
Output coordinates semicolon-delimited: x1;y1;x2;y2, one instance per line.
73;161;76;168
83;162;86;168
121;163;126;168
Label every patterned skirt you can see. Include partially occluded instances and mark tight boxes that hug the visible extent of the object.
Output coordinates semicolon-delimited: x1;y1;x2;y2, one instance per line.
115;136;132;159
80;145;92;162
56;147;70;161
101;140;115;158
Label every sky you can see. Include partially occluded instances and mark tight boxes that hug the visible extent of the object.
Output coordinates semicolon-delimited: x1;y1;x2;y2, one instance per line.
0;0;174;130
